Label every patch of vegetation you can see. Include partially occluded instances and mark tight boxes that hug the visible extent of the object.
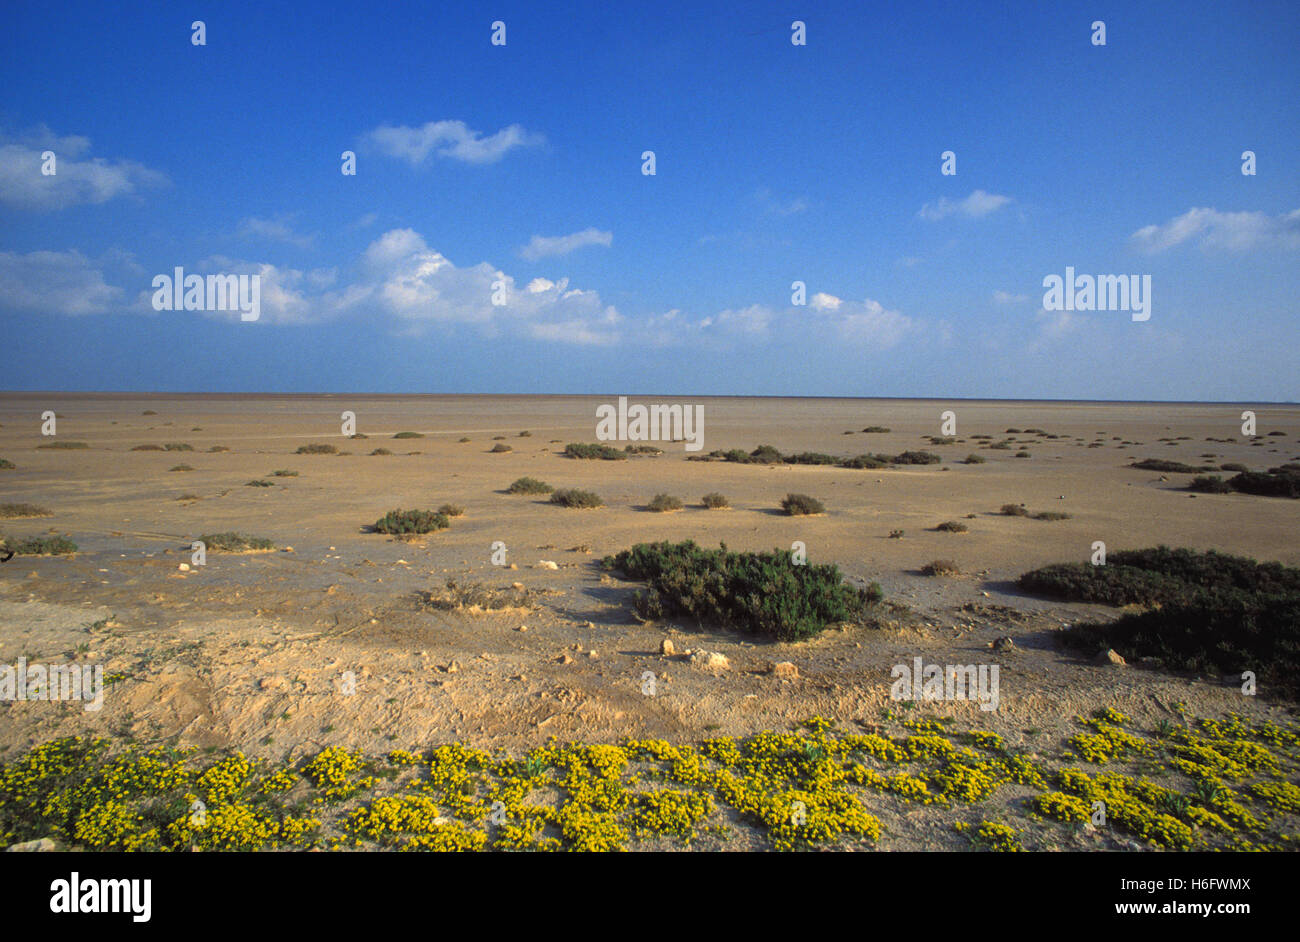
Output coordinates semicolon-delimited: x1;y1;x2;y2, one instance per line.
1224;468;1300;499
163;443;193;452
369;448;394;456
1130;458;1215;474
208;446;229;453
964;454;986;464
130;444;164;451
372;509;450;535
935;521;968;532
0;459;13;470
781;493;825;515
1031;511;1071;521
296;443;337;455
419;579;535;612
198;532;275;552
489;443;514;453
2;534;76;555
701;492;729;509
436;503;465;518
0;503;51;519
604;540;881;640
168;465;193;472
624;444;662;455
1000;504;1029;516
37;441;89;449
507;477;553;495
550;489;603;509
458;437;471;443
784;452;839;465
245;479;274;487
393;432;423;439
564;442;626;460
921;559;959;576
862;426;891;433
647;494;683;512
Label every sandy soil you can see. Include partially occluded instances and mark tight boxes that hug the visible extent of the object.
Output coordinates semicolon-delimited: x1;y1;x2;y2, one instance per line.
1;393;1297;792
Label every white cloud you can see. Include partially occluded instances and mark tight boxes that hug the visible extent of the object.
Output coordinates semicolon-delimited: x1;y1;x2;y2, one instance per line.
519;228;612;261
0;126;167;211
364;120;543;165
754;187;809;216
238;216;314;248
918;189;1012;221
993;290;1028;304
1130;207;1300;253
0;249;123;315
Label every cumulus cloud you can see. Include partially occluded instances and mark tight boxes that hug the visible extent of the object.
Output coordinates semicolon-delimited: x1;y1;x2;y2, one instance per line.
0;125;168;210
993;290;1029;304
0;249;123;315
519;228;612;261
364;120;543;165
1130;207;1300;253
918;189;1012;221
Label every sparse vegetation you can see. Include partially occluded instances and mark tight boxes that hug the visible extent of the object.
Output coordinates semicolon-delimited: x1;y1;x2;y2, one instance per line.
168;464;193;472
0;503;51;519
369;448;393;456
701;492;729;509
130;444;164;451
647;494;683;512
1130;458;1214;474
564;442;627;460
921;559;960;576
549;488;603;509
372;509;450;535
935;521;968;533
37;441;88;449
436;503;465;518
163;443;193;452
604;540;882;640
862;426;891;433
393;432;423;439
419;579;534;612
197;532;274;552
964;454;986;464
1000;504;1030;516
296;443;337;455
489;443;513;453
1032;511;1072;521
781;493;825;515
0;459;13;470
245;479;274;487
507;477;553;495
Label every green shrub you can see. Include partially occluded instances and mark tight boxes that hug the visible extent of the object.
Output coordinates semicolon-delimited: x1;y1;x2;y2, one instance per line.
37;441;88;449
245;480;274;487
130;444;164;451
1014;451;1032;458
964;454;986;464
1220;463;1249;473
749;444;784;464
624;444;663;455
892;451;942;465
862;426;891;433
1032;511;1071;521
1190;475;1232;494
372;509;450;535
701;492;729;509
781;493;825;515
369;448;393;456
840;454;890;469
163;443;193;452
935;521;968;532
268;469;297;477
208;446;229;453
142;410;158;415
507;477;553;495
1130;458;1213;474
1000;504;1029;516
393;431;424;439
296;443;337;455
647;494;683;512
1227;469;1300;498
490;443;513;453
783;451;838;466
921;559;959;576
603;540;882;641
0;459;13;470
168;465;193;472
6;534;77;555
564;443;625;460
550;488;603;508
198;532;274;552
436;503;465;517
458;437;471;443
0;503;51;519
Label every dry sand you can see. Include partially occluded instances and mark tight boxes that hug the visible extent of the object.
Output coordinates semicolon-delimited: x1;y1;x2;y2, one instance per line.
1;393;1297;784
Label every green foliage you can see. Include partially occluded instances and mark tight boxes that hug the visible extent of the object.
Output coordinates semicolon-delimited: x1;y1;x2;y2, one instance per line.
564;442;626;460
296;443;337;455
935;521;968;532
372;509;450;535
647;494;683;512
0;503;51;519
489;443;513;453
507;477;553;495
603;540;882;640
781;493;825;515
550;488;603;508
5;534;78;555
198;532;274;551
392;431;423;439
1130;458;1214;474
921;559;959;576
701;492;729;509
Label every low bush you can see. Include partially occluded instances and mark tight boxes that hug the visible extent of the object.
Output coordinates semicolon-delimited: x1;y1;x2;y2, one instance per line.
921;559;959;576
1130;458;1214;474
198;532;274;552
436;503;465;517
296;443;337;455
507;477;553;495
603;540;882;640
550;488;603;508
1000;504;1029;516
781;493;825;515
0;503;51;519
935;521;968;532
489;443;513;453
701;492;729;509
5;534;78;555
372;509;450;535
37;441;88;449
647;494;683;512
393;431;424;439
564;443;626;460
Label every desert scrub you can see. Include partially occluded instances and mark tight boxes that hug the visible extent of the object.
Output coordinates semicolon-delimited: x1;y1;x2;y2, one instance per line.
130;444;164;451
419;579;534;612
269;469;298;477
436;503;465;518
372;509;450;535
392;431;424;439
198;532;274;552
549;488;603;509
369;448;394;456
37;441;88;449
168;464;193;472
564;442;627;460
1000;504;1030;516
1130;458;1215;474
507;476;553;495
0;503;52;519
862;426;891;433
701;492;729;509
964;454;986;464
646;494;683;512
935;521;968;532
1032;511;1071;521
489;443;513;453
0;459;14;469
296;443;337;455
604;540;881;641
4;534;77;555
921;559;959;576
163;442;193;452
781;493;825;515
245;479;274;487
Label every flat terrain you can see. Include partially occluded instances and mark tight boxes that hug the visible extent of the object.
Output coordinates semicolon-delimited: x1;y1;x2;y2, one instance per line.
1;393;1297;850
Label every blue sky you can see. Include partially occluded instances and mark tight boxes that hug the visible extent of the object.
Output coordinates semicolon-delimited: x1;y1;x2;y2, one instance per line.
1;0;1297;400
